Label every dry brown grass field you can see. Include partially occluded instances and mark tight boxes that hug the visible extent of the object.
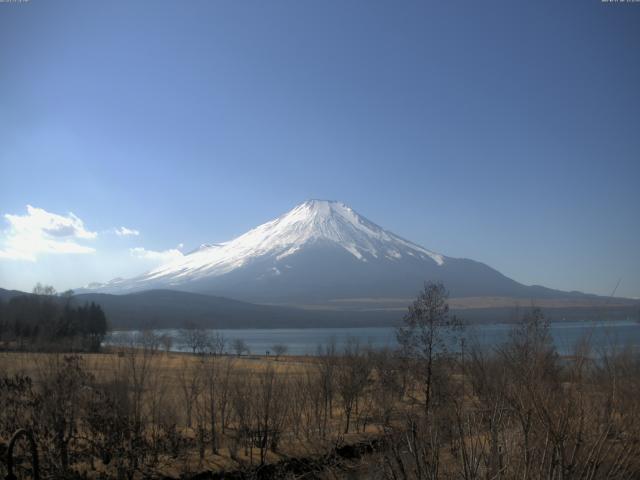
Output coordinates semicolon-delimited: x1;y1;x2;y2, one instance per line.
1;347;396;479
2;297;640;479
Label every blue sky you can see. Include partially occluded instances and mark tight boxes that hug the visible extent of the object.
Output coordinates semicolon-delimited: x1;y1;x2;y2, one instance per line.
0;0;639;297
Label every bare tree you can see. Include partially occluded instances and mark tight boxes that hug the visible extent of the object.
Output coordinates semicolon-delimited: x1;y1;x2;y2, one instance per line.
397;281;461;415
272;343;288;360
177;357;202;429
231;338;250;356
371;348;404;427
251;366;289;464
159;333;173;354
36;354;92;474
180;326;212;355
336;338;372;433
32;283;57;296
316;340;338;438
198;343;229;455
217;356;235;434
210;331;226;355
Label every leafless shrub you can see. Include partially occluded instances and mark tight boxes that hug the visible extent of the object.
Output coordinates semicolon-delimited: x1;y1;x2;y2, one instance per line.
231;338;250;356
336;338;372;434
272;343;288;360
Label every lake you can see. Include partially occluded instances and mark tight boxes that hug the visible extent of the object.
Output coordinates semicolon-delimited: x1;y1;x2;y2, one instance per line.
107;319;640;356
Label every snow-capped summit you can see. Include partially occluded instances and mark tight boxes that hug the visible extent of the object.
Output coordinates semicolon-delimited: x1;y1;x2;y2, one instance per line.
271;200;444;264
85;200;569;304
139;200;443;284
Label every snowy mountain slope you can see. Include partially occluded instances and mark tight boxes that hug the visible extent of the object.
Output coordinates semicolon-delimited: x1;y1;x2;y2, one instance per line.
145;200;443;282
85;200;590;304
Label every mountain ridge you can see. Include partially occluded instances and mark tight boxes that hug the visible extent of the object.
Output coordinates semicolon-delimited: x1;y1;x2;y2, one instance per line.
2;287;637;330
81;200;607;305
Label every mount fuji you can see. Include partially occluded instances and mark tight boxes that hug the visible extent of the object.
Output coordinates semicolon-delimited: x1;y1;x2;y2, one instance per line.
85;200;589;305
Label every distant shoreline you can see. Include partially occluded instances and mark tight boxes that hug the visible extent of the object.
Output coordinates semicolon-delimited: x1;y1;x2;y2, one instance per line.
108;317;640;333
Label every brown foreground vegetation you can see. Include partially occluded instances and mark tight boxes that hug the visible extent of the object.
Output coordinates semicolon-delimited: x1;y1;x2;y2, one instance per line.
1;284;640;479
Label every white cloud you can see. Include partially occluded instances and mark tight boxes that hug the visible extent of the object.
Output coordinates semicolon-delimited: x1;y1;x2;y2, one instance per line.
129;247;183;263
177;243;184;250
115;226;140;237
0;205;97;261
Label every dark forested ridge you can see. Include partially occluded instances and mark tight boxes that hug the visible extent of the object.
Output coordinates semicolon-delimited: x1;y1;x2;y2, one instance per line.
1;287;638;331
72;289;397;329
